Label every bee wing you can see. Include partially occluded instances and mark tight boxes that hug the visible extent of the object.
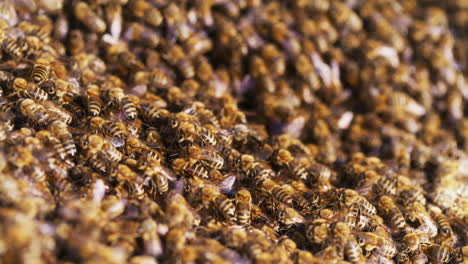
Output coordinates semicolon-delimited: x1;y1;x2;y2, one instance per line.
155;166;177;182
219;174;236;194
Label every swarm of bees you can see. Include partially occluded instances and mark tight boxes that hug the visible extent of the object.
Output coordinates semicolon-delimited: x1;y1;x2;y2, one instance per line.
0;0;467;263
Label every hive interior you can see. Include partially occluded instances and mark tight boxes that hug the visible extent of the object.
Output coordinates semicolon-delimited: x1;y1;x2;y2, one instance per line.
0;0;467;263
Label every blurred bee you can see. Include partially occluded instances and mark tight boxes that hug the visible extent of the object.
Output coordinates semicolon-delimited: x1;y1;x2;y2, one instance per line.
50;120;76;157
31;58;50;85
183;34;212;57
130;0;163;27
74;2;106;33
202;186;236;222
235;188;252;225
188;145;224;170
141;218;163;257
454;246;467;263
86;84;102;117
275;149;308;180
378;195;406;230
148;68;172;91
124;22;160;48
18;98;49;125
35;130;67;160
306;219;330;244
68;30;85;55
172;158;209;179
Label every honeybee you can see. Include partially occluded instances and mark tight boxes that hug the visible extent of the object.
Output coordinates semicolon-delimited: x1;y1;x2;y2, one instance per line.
35;130;67;160
50;120;76;156
275;149;309;180
356;232;397;258
188;145;224;170
1;35;22;58
74;2;106;33
428;240;453;263
276;204;305;226
306;219;330;244
202;186;236;222
406;202;438;239
401;232;420;253
172;158;209;179
256;177;294;207
86;84;102;117
183;34;212;57
428;205;453;238
143;158;176;196
130;0;163;27
240;154;267;178
378;195;406;230
18;98;49;125
31;58;50;85
343;189;376;217
235;188;252;225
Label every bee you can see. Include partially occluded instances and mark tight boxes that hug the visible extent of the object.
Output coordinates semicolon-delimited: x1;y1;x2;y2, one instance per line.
202;186;236;222
256;177;294;207
280;184;312;211
378;195;406;230
375;176;397;196
49;120;76;157
35;130;67;160
86;84;102;117
74;2;106;33
143;158;176;196
344;189;376;217
31;58;50;85
401;232;420;253
235;188;252;225
454;246;467;263
345;236;365;263
18;98;49;125
103;120;127;139
240;154;267;178
188;145;224;170
428;205;453;238
172;158;209;179
124;22;160;48
130;0;163;27
141;218;163;257
277;204;305;226
122;94;137;121
1;35;22;58
429;240;453;263
306;219;330;244
275;149;308;180
148;68;172;91
183;34;212;57
68;30;85;55
356;232;397;258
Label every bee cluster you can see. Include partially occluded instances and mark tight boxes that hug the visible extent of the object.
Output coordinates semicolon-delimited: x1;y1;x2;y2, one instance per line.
0;0;467;263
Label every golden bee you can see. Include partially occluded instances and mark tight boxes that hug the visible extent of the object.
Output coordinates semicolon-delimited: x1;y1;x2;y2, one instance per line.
235;188;252;225
202;186;236;222
31;58;50;85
